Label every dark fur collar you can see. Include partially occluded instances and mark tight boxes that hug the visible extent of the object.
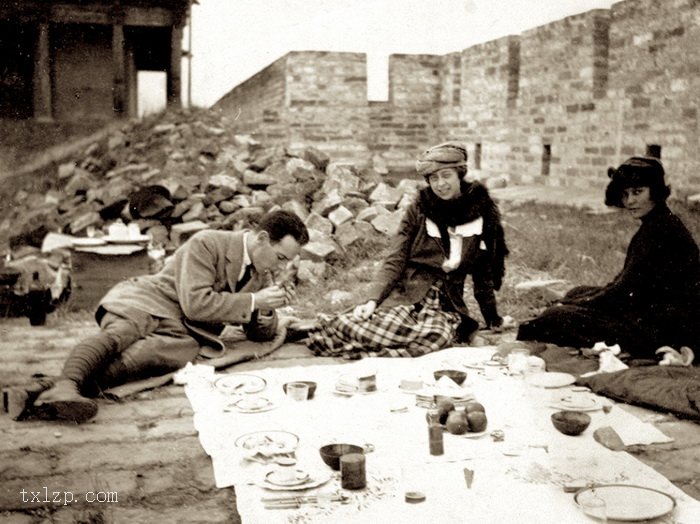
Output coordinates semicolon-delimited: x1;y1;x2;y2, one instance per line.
417;179;489;227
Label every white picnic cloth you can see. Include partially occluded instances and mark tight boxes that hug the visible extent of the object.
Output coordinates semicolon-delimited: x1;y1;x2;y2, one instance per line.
600;405;674;446
184;347;700;524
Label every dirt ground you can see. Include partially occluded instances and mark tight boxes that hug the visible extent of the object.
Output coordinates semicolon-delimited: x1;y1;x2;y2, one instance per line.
0;315;698;524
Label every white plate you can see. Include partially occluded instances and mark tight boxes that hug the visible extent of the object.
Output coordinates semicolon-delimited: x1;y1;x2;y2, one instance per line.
575;485;676;521
456;430;489;439
102;235;151;244
525;372;576;388
71;237;107;246
463;360;506;370
550;395;602;412
235;430;299;456
225;396;276;413
215;373;267;394
256;470;332;491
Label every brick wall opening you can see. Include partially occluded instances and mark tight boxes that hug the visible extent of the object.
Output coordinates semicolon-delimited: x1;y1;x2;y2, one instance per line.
542;144;551;176
474;143;482;170
646;144;661;159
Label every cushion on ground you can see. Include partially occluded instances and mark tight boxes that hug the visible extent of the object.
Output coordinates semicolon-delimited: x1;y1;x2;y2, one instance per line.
578;366;700;421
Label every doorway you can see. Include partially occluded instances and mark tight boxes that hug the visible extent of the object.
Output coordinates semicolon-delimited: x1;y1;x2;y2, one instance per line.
137;71;166;117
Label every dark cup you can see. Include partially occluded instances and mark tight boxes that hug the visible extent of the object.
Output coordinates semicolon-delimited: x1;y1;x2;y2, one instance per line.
282;381;317;400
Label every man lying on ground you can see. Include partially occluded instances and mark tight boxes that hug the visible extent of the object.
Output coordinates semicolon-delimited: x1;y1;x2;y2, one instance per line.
13;210;309;423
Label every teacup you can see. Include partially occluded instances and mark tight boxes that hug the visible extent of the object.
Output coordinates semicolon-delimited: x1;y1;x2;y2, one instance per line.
275;456;298;483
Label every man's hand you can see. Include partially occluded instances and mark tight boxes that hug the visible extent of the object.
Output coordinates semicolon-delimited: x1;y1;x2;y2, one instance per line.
656;346;695;366
280;282;296;305
352;300;377;321
253;286;289;310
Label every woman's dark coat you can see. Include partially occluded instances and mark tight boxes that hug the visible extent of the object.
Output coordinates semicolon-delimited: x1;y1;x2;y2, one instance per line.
518;204;700;360
367;180;508;335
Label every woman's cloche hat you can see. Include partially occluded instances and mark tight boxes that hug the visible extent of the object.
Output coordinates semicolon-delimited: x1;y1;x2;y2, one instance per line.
604;156;670;207
415;141;468;178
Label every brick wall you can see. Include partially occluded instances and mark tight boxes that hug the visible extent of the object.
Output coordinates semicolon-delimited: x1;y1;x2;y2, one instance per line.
285;52;370;164
439;36;520;179
214;0;700;193
368;54;442;174
214;56;287;143
607;0;700;192
505;9;613;188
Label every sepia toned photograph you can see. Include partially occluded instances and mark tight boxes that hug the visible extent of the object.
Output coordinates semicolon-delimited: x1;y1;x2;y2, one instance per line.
1;1;699;522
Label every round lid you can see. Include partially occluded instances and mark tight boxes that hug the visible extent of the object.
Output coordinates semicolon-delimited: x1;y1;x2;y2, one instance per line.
405;491;426;503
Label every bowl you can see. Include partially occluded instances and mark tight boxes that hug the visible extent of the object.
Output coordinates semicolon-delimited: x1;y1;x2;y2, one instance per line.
282;381;317;400
433;369;467;386
551;410;591;436
319;444;364;470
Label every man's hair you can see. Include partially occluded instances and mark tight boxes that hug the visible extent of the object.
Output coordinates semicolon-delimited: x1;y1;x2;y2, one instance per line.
258;210;309;245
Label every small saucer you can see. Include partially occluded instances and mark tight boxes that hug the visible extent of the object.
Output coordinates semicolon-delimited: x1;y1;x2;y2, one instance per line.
256;470;332;491
215;373;267;394
464;359;506;370
334;385;376;396
501;445;526;456
457;430;489;439
225;396;276;413
265;469;310;487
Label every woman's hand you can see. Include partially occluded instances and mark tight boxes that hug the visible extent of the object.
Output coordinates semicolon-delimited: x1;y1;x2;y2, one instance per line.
353;300;377;321
656;346;694;366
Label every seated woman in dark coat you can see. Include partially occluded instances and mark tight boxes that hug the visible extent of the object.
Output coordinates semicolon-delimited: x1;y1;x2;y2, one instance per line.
517;156;700;365
306;141;510;359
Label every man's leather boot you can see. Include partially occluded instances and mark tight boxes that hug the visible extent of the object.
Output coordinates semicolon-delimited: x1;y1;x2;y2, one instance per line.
33;379;98;423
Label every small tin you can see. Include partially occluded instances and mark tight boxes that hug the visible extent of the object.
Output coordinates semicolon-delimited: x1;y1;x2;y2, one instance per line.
405;491;426;503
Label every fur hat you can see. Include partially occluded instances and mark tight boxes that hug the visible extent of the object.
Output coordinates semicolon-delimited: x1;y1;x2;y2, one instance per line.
415;141;468;178
604;156;670;207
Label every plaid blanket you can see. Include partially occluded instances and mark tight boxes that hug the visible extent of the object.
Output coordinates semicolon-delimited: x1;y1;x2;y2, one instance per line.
306;286;460;359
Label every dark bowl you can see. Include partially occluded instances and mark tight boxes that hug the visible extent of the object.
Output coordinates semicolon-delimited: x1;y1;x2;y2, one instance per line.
282;381;317;400
319;443;364;470
433;369;467;386
551;410;591;436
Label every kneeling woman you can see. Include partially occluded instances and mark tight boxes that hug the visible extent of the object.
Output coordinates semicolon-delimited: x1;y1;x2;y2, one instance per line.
307;142;509;359
517;156;700;365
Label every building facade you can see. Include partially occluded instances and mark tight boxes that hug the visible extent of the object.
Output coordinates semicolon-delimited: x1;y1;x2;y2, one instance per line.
0;0;191;121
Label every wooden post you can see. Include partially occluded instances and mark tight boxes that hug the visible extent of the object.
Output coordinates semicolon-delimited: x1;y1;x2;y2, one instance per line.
112;6;126;117
33;19;52;121
168;24;183;107
187;3;192;108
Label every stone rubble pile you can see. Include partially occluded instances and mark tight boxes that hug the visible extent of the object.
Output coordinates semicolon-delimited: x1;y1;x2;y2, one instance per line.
0;108;423;291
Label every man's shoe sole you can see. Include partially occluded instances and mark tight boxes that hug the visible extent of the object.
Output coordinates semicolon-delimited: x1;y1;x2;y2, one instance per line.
37;399;98;424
